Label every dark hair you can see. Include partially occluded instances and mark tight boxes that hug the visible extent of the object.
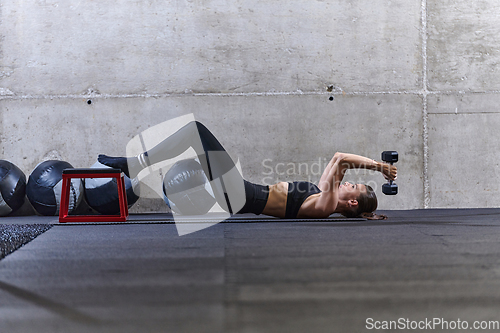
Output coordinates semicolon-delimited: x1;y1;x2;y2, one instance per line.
341;184;379;218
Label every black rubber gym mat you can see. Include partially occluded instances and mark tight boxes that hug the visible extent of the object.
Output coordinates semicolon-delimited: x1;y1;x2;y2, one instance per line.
55;212;366;225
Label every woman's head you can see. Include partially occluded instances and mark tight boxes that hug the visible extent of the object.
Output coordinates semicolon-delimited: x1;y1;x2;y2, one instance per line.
339;182;378;218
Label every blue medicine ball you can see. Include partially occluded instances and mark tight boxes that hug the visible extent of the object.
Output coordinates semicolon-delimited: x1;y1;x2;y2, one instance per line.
0;160;27;216
84;161;140;215
163;158;216;215
26;160;83;216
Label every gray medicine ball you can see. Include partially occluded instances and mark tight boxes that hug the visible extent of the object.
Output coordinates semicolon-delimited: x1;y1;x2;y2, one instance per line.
163;158;216;215
26;160;83;216
84;161;140;215
0;160;27;216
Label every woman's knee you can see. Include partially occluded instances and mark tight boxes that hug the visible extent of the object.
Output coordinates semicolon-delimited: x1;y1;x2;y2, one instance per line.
194;121;211;137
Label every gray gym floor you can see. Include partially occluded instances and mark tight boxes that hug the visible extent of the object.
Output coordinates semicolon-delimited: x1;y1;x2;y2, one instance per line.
1;209;500;333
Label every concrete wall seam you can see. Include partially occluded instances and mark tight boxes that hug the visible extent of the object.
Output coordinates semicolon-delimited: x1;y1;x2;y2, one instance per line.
421;0;430;209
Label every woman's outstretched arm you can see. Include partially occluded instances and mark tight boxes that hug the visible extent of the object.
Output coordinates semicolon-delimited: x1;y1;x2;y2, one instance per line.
337;153;397;180
318;152;397;191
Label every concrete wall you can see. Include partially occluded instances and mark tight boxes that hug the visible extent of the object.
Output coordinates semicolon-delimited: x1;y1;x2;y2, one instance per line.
1;0;498;212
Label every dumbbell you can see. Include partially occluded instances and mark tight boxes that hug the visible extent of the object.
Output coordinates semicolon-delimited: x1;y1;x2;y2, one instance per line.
381;151;398;195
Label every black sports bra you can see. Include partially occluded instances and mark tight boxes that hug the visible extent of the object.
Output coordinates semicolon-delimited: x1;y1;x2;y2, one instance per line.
285;181;322;218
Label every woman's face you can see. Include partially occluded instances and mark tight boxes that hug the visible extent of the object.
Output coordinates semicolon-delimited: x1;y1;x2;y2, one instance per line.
338;181;366;201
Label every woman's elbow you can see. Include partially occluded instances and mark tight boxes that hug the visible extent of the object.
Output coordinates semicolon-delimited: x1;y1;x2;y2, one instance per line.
333;152;346;162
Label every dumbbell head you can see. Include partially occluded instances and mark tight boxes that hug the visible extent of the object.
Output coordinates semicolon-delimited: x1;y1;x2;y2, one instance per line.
382;151;398;163
381;151;398;195
382;182;398;195
381;151;398;163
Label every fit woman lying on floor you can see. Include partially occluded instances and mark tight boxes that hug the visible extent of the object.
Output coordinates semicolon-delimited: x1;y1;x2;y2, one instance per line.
98;121;397;220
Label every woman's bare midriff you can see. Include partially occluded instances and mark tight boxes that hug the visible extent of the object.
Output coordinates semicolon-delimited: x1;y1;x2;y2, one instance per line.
262;182;288;218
